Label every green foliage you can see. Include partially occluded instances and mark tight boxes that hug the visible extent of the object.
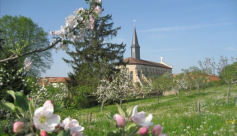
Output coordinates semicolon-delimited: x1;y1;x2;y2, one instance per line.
220;62;237;84
152;73;174;95
0;15;53;77
0;60;31;101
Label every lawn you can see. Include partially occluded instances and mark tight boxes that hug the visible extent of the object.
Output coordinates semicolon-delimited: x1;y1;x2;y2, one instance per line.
1;84;236;135
57;84;237;135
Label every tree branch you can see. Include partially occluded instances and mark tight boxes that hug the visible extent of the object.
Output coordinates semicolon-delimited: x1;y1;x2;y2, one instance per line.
0;38;61;63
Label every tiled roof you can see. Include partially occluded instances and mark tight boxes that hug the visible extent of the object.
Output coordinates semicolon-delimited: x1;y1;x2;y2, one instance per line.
123;57;172;69
173;74;219;82
207;75;219;81
39;77;70;86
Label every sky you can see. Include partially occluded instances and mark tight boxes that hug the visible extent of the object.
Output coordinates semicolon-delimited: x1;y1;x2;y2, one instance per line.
1;0;237;77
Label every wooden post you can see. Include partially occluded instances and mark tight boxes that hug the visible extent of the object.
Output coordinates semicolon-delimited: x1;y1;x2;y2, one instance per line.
198;102;201;115
89;112;92;124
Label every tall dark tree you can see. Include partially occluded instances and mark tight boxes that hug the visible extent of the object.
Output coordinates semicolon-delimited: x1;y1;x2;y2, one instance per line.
63;13;126;106
0;15;53;77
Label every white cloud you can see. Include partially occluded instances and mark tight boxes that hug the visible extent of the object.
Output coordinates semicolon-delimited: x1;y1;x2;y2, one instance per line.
141;22;233;32
226;47;236;51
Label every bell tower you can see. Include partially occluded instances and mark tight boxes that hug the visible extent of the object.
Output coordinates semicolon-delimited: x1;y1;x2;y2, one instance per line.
131;27;140;60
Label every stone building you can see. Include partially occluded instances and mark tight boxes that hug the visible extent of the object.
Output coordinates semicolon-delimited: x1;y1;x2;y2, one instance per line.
123;27;173;84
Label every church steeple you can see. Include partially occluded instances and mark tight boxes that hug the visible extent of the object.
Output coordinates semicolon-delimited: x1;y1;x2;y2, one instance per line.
131;27;140;59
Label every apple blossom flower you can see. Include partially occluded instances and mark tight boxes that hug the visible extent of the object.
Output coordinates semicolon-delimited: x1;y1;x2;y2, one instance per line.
94;6;102;15
113;114;126;128
138;127;149;135
152;125;166;136
33;100;60;132
44;100;54;107
28;98;32;101
24;58;32;71
130;105;153;127
13;121;25;133
40;130;48;136
61;117;85;136
95;0;102;3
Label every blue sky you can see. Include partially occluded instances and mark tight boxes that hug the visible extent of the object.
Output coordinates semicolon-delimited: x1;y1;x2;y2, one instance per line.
1;0;237;77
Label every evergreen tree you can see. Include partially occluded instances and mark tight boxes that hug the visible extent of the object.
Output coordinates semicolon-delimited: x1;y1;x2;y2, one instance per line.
63;13;126;107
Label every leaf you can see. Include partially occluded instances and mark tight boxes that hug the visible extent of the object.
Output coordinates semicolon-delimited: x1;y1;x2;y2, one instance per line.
57;130;70;136
126;123;137;133
115;103;125;117
126;106;133;117
29;99;35;116
7;90;16;101
0;102;15;112
8;49;18;55
14;92;29;111
106;112;114;120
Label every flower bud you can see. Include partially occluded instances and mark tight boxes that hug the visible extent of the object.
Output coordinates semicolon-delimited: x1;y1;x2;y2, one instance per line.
40;130;48;136
13;121;25;133
43;100;54;107
152;125;163;135
138;127;149;135
113;114;126;128
28;98;32;101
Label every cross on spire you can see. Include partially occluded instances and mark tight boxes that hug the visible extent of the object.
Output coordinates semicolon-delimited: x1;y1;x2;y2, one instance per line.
133;19;136;27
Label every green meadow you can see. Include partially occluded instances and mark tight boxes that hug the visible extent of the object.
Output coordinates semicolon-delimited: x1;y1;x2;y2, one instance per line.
58;84;237;136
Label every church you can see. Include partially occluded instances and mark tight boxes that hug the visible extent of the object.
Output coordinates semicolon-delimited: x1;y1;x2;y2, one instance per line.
123;27;173;84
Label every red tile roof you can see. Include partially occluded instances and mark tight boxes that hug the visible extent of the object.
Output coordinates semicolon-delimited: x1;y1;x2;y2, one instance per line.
207;75;219;81
123;57;172;69
39;77;70;86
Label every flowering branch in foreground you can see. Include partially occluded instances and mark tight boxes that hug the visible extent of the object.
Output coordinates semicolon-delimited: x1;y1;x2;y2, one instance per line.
0;0;102;63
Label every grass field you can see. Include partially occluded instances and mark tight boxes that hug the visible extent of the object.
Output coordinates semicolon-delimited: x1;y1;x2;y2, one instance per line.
57;84;237;135
1;84;237;135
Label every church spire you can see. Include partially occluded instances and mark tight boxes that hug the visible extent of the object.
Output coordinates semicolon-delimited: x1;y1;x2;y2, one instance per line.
131;27;140;59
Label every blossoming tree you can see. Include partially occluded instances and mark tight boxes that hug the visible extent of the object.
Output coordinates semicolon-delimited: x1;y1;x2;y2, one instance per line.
95;67;134;111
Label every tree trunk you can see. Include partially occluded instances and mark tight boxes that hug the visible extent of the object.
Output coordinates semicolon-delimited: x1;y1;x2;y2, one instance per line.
157;93;159;104
101;101;105;112
197;85;200;94
178;90;180;99
120;99;122;108
226;84;232;104
189;85;191;96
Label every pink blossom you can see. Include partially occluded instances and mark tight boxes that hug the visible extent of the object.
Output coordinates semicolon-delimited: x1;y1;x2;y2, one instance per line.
28;98;32;101
40;130;48;136
152;125;167;136
13;121;25;133
138;127;149;135
113;114;126;128
130;105;153;127
44;100;54;107
24;58;32;71
62;117;85;136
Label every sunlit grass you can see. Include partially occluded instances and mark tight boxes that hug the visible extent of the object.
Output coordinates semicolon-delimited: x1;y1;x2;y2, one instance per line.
58;84;237;135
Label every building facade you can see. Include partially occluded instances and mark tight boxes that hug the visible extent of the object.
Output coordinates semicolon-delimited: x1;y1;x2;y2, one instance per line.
123;27;173;84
